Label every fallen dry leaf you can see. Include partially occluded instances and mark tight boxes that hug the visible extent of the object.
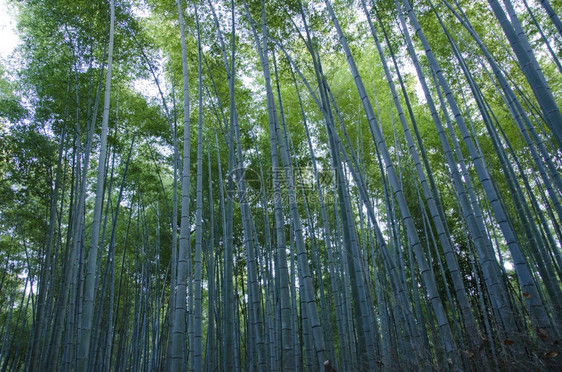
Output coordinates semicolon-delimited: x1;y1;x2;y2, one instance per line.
542;351;558;359
536;328;548;341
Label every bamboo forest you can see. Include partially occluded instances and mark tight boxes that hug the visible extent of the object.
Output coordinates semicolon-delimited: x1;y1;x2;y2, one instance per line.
1;0;562;370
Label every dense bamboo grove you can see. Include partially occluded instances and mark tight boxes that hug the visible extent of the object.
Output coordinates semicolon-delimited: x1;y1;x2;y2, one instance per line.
0;0;561;370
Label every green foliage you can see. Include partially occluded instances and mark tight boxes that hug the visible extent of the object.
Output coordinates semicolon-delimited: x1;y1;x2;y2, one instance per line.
1;0;561;370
